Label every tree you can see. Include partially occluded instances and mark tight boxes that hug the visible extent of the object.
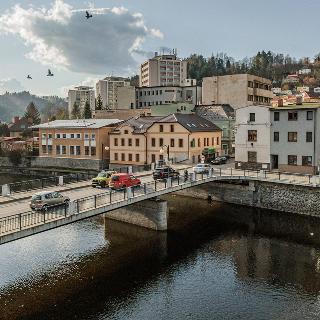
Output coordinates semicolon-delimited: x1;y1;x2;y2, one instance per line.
24;102;41;125
71;102;81;119
0;123;9;137
83;101;92;119
96;94;103;110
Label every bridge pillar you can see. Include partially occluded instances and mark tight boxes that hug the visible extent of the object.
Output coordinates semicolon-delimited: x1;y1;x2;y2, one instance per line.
58;176;64;186
104;198;168;231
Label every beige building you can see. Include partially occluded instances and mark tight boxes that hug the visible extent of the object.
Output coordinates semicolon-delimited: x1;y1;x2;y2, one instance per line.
109;114;222;166
68;86;95;115
96;76;135;109
140;53;188;87
202;74;273;108
33;119;122;170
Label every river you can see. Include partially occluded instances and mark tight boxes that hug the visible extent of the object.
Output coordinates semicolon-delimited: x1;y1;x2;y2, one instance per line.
1;194;320;320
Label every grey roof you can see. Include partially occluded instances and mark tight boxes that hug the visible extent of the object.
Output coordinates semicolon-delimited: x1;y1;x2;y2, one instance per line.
157;113;222;132
196;105;235;121
112;116;163;134
32;119;123;129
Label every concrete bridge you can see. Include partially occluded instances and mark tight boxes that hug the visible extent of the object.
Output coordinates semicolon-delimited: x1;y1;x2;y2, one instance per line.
1;168;320;245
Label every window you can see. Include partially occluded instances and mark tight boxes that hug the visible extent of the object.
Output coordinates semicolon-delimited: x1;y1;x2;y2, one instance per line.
91;134;96;141
288;155;297;165
249;113;255;122
76;146;81;155
124;130;129;134
151;138;156;147
179;139;183;148
248;151;257;163
274;112;280;121
135;139;140;147
41;145;46;153
85;146;89;156
212;137;215;145
159;138;163;146
288;111;298;121
62;134;67;139
70;146;75;155
302;156;312;166
56;133;61;139
114;153;118;161
128;154;133;161
216;137;220;145
170;139;175;147
121;138;125;146
76;134;81;139
128;138;132;147
62;146;67;155
159;125;163;132
48;134;52;139
48;145;53;155
203;138;207;147
84;133;89;140
288;132;297;142
56;145;61;155
70;134;75;139
135;154;140;162
114;138;118;146
170;125;174;132
151;154;156;163
91;147;96;156
248;130;257;142
198;138;201;147
307;111;313;120
121;153;125;161
274;132;279;142
306;132;313;142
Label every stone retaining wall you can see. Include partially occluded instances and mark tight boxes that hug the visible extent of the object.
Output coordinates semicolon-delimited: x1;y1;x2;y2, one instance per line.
175;180;320;218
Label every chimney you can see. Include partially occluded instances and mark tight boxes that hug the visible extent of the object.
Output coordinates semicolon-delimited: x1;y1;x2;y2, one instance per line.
296;96;303;105
12;116;20;124
278;99;284;107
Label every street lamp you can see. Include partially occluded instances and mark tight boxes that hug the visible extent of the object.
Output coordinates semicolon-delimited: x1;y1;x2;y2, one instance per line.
160;145;170;163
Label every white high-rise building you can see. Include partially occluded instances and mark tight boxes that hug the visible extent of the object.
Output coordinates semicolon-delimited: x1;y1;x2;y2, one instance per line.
68;86;95;116
140;53;188;87
96;76;134;109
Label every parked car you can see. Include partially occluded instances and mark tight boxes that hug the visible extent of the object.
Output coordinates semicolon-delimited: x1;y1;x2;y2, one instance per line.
211;156;227;165
193;163;212;174
109;173;141;190
91;170;117;188
153;166;180;181
30;191;70;211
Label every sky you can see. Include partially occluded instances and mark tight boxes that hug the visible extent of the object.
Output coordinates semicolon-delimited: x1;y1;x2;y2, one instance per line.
0;0;319;97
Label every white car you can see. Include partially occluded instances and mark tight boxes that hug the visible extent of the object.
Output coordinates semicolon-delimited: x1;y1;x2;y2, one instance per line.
193;163;212;174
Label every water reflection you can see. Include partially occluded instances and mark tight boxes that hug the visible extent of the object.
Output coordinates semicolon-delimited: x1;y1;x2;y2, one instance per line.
1;196;320;319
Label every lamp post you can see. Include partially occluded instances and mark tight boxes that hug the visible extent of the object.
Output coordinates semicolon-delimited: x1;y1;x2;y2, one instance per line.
160;145;170;164
102;144;110;169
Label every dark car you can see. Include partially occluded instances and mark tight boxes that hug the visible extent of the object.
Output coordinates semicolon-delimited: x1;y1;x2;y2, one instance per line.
153;167;180;181
211;156;227;165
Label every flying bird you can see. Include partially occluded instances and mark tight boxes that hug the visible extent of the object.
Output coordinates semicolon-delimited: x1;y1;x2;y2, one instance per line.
85;11;93;19
47;69;54;77
27;75;32;79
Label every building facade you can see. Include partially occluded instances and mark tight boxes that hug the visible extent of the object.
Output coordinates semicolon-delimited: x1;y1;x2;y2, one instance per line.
136;85;201;108
109;114;222;166
96;76;135;109
68;86;95;116
235;104;320;174
140;53;188;87
202;74;273;108
235;105;271;170
33;119;122;170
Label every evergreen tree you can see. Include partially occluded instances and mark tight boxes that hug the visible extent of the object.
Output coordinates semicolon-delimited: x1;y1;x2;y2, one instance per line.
83;101;92;119
24;102;41;125
71;102;81;119
96;94;103;110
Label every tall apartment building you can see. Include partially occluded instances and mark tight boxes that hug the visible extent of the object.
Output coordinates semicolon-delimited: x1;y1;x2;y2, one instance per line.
96;77;135;109
202;74;273;108
68;86;95;116
140;53;188;87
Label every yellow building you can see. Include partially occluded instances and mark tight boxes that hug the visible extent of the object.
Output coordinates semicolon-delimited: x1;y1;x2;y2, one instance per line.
109;114;222;166
33;119;122;170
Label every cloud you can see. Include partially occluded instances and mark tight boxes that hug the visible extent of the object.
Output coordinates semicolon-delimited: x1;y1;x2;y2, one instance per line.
0;0;163;74
0;78;25;94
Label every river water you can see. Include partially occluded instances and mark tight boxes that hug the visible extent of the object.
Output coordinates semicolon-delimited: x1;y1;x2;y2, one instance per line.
1;194;320;320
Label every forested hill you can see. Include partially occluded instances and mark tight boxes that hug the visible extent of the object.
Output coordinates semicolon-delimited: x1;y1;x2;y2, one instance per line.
187;51;320;87
0;91;67;122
